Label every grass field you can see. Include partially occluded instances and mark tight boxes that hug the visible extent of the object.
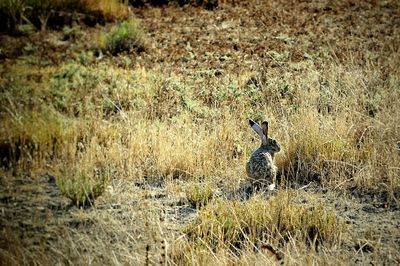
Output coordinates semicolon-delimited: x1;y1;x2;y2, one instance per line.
0;0;399;265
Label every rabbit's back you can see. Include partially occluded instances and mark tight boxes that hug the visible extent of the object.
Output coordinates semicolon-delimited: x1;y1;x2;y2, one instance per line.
246;148;276;181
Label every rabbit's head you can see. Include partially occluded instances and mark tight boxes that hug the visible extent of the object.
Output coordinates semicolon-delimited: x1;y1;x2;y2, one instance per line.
249;119;281;153
266;137;280;153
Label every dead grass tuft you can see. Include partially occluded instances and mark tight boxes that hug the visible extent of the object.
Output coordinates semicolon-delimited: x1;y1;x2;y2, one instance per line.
171;190;344;264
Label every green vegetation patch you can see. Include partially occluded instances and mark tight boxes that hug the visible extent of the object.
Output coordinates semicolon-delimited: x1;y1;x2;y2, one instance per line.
96;18;147;55
185;181;216;208
57;162;112;206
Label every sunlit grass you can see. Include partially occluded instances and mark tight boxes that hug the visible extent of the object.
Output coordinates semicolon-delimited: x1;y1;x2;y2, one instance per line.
1;57;399;191
0;0;129;32
0;1;399;264
171;191;345;264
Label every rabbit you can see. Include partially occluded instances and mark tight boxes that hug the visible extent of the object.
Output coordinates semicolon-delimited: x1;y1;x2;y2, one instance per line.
246;119;281;191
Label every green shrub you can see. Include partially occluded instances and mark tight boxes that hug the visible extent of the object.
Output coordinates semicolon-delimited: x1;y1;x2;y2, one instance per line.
17;23;36;35
97;17;147;55
185;181;215;208
57;162;112;206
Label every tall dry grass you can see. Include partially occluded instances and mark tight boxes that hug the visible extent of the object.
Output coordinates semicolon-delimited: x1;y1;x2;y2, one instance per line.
1;52;399;192
1;1;399;263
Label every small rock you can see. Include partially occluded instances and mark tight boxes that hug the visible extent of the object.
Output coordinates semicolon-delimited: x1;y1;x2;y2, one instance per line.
111;203;121;209
179;57;189;63
361;204;376;213
347;214;358;220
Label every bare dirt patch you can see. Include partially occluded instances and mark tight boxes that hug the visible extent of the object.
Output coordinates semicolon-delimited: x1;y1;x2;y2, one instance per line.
1;174;399;264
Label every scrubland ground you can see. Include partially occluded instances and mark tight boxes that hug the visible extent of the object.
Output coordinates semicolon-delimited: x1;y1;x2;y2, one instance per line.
0;0;399;265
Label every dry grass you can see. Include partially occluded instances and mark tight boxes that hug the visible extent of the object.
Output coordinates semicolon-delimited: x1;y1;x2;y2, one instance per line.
0;0;129;32
1;0;399;265
82;0;129;21
172;191;345;265
2;58;398;192
1;52;399;263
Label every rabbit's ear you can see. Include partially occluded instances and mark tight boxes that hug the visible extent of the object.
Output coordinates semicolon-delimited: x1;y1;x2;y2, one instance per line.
261;121;269;138
249;119;267;144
